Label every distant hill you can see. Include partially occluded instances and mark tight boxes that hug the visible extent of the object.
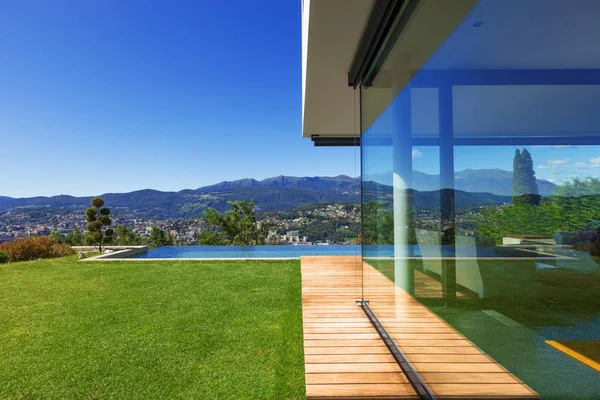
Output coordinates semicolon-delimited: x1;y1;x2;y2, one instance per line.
0;176;361;219
362;181;511;211
198;175;360;192
369;168;556;196
0;170;554;219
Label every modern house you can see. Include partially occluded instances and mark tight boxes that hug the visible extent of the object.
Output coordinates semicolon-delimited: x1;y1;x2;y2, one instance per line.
302;0;600;398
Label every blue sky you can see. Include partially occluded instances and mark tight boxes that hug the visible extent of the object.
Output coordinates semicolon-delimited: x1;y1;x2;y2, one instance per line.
0;1;357;197
413;145;600;184
2;1;598;198
365;145;600;185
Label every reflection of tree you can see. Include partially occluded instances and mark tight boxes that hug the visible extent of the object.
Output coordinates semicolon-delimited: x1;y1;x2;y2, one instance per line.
362;200;416;245
476;202;561;243
512;148;540;205
476;177;600;244
553;177;600;197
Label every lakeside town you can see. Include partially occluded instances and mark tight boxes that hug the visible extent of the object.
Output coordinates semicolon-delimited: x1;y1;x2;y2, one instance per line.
0;203;362;245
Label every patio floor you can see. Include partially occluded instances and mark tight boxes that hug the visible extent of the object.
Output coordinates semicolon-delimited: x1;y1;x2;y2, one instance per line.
302;256;417;399
301;256;539;399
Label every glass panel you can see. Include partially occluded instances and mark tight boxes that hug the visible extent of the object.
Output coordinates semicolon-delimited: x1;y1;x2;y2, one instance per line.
361;0;600;398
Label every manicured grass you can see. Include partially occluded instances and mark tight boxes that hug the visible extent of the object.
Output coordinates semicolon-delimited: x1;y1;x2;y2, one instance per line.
0;256;305;399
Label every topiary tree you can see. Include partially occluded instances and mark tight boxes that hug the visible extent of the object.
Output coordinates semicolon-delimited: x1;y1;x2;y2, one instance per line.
84;196;113;252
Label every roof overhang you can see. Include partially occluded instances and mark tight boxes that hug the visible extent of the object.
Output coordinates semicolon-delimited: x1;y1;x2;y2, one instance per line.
301;0;375;139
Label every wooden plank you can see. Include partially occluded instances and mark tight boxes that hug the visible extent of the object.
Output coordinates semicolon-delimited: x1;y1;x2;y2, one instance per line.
406;354;491;363
431;384;538;397
306;383;417;399
397;346;483;355
385;327;460;333
387;333;465;340
421;372;526;384
304;339;384;347
306;372;408;385
300;256;538;399
303;318;370;323
302;314;366;319
301;258;417;399
303;322;374;328
303;307;364;310
305;354;395;364
386;339;474;347
305;363;401;373
304;333;381;340
304;346;391;355
303;326;377;334
411;362;506;373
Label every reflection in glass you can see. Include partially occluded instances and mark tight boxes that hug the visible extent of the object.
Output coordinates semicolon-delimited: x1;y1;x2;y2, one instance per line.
360;0;600;398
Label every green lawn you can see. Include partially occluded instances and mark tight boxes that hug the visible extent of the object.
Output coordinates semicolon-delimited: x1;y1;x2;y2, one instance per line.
0;257;305;400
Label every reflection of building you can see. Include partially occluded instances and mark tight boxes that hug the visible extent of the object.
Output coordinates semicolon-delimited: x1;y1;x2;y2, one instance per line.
303;1;600;398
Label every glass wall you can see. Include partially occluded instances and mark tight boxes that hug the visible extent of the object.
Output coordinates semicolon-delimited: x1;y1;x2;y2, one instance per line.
361;1;600;398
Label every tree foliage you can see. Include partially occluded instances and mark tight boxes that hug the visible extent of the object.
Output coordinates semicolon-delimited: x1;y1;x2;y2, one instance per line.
64;229;83;246
512;148;540;205
115;225;144;246
475;201;562;243
147;225;173;249
362;201;394;245
198;230;226;245
477;177;600;243
200;200;272;245
84;197;113;252
512;148;541;205
49;230;64;245
553;177;600;197
362;200;416;245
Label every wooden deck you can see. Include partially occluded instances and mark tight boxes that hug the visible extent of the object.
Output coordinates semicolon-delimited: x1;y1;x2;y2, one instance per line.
302;256;417;399
301;256;538;399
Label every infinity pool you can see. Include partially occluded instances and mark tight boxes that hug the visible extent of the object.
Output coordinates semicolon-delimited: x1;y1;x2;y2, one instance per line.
130;245;362;259
128;244;558;259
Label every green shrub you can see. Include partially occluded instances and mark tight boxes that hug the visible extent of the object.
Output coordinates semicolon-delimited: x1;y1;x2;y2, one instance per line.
0;251;7;263
0;237;75;262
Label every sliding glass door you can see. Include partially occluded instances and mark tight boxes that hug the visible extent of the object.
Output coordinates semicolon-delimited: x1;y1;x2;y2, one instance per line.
360;1;600;398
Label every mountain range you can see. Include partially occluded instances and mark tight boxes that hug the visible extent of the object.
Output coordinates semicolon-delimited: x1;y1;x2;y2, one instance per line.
369;169;556;196
0;169;555;219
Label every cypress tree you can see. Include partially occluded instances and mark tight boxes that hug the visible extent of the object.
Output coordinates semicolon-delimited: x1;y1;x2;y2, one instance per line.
512;149;523;202
512;148;540;205
521;148;540;204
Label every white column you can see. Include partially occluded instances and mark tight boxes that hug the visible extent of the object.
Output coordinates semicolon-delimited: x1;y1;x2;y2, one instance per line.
392;69;414;297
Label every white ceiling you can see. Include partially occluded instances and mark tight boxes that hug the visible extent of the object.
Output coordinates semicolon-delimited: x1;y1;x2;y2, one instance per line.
302;0;600;139
301;0;374;138
428;0;600;70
